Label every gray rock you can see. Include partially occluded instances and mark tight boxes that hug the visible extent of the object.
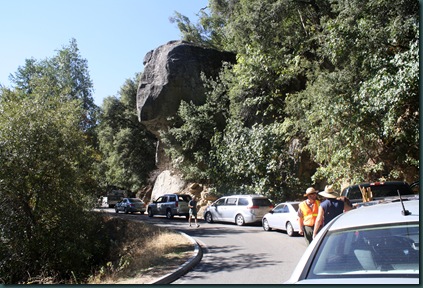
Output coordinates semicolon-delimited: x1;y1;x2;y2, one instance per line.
136;40;236;137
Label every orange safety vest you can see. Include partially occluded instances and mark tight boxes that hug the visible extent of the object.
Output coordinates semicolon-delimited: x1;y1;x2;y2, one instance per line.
299;200;320;227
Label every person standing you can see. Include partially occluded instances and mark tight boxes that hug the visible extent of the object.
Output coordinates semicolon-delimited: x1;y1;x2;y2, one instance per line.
188;196;200;228
313;185;344;239
298;187;320;245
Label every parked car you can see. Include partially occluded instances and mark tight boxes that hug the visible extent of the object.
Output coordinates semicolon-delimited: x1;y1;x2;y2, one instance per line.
115;198;146;214
203;194;274;226
262;201;300;237
147;194;192;219
340;181;417;207
285;199;419;284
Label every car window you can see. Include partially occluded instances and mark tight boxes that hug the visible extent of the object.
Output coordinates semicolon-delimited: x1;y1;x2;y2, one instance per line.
281;205;289;213
252;198;271;207
180;195;191;202
238;198;249;206
214;198;226;206
129;198;142;203
345;183;413;200
291;203;299;212
226;198;237;205
160;196;167;203
308;223;419;279
274;204;285;213
168;195;176;202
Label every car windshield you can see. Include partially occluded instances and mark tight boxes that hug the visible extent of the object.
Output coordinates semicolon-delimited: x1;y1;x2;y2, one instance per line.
129;198;142;203
307;223;419;279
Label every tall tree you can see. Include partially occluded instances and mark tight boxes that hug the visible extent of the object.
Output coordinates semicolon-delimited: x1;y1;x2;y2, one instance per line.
97;74;156;192
9;38;99;137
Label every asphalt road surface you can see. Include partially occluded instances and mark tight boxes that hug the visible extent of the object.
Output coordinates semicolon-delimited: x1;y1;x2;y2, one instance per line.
100;208;307;284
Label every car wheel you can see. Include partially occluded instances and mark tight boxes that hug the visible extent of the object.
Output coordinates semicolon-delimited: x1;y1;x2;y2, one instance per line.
286;221;295;237
205;212;214;223
262;218;271;231
115;208;119;213
235;214;245;226
124;207;129;214
166;209;173;219
148;209;153;217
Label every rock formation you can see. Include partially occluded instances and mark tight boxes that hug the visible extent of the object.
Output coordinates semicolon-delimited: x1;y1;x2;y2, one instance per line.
137;40;236;138
137;40;236;202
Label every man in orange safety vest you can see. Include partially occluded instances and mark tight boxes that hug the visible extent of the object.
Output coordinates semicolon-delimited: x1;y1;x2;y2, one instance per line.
298;187;321;245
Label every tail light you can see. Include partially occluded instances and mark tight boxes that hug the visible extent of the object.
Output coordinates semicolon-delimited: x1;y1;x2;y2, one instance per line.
247;205;259;209
175;201;178;207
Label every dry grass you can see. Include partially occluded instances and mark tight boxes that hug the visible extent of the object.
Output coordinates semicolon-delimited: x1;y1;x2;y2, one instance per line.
87;216;194;284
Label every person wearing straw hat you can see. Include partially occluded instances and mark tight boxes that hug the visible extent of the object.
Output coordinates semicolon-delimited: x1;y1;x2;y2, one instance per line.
313;185;344;239
297;187;321;245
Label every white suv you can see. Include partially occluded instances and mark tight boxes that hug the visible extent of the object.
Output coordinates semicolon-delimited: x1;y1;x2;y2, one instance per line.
203;194;273;226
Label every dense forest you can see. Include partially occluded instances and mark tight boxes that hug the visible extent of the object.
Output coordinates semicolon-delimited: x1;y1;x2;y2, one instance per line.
0;0;418;283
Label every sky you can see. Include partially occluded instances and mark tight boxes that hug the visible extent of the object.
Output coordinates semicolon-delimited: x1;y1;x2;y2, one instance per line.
0;0;209;106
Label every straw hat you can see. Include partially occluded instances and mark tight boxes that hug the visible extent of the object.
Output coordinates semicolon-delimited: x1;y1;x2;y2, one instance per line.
318;185;340;199
303;187;318;197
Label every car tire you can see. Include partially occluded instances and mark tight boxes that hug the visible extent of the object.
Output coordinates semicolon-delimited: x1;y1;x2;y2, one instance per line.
205;212;214;223
124;207;129;214
166;209;173;219
235;214;245;226
115;208;119;213
286;221;295;237
147;209;153;217
263;218;271;231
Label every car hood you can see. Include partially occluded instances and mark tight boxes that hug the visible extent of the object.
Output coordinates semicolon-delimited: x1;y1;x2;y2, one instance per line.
286;278;418;284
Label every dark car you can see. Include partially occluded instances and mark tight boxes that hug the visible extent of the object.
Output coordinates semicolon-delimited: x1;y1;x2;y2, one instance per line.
115;198;146;214
341;181;417;205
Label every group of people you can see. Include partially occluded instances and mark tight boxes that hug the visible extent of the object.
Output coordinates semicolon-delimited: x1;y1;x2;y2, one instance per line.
298;185;353;245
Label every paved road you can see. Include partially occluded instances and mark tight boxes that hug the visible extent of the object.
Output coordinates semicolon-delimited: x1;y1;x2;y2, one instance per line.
100;208;307;284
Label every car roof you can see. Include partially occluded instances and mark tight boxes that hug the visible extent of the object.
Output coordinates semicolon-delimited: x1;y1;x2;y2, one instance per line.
328;200;419;231
343;181;410;190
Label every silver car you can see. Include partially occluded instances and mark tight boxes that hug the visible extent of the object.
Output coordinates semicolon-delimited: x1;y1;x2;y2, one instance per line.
203;194;274;226
147;194;192;219
262;202;300;236
115;198;146;214
285;200;419;284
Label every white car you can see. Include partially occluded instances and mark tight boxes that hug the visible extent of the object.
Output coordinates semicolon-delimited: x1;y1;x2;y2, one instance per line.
285;200;419;284
262;202;300;236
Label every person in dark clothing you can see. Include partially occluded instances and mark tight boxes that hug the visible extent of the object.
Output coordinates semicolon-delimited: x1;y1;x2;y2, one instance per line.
188;196;200;228
313;185;344;239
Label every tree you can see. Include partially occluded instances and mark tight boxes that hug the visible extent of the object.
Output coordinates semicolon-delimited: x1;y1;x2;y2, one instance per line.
0;90;107;283
168;0;419;196
97;74;156;192
9;38;99;138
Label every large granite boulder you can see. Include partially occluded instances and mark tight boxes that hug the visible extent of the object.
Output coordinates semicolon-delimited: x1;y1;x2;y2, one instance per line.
136;40;236;137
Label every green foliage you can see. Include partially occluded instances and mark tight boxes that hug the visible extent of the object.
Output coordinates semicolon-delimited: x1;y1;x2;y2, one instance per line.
169;0;419;198
9;38;99;138
0;91;107;283
96;74;156;192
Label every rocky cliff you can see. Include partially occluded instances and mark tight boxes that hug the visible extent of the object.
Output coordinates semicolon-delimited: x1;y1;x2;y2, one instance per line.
136;40;235;203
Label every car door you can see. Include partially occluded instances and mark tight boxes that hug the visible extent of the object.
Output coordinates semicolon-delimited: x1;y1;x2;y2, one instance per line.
209;198;226;221
155;196;166;214
222;197;238;222
267;204;285;230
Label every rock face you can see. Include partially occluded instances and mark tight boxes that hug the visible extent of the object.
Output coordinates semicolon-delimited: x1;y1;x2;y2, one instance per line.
137;40;236;138
137;40;236;201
